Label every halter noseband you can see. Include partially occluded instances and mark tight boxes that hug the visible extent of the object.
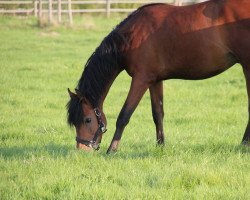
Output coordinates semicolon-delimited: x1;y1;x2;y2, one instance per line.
76;107;107;150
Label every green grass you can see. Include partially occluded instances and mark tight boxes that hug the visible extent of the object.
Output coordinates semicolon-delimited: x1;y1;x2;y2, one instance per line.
0;15;249;200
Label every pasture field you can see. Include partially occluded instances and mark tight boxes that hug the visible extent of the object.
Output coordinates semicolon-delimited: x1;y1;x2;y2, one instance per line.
0;15;249;200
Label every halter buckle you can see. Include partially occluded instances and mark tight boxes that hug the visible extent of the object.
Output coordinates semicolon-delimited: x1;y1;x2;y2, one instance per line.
100;123;107;133
94;108;101;117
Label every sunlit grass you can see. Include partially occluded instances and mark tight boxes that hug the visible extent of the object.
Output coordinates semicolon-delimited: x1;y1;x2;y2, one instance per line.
0;15;249;199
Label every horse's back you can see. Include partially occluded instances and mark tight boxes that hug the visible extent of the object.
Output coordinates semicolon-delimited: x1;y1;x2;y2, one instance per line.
119;0;250;80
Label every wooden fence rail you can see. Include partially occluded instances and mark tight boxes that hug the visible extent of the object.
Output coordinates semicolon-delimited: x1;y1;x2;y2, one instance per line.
0;0;203;24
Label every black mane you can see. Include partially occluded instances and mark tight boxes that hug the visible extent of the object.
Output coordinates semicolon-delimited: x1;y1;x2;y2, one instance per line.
67;3;163;126
77;31;125;107
67;27;125;126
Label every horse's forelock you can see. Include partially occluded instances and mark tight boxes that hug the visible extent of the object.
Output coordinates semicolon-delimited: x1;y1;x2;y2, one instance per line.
67;96;84;127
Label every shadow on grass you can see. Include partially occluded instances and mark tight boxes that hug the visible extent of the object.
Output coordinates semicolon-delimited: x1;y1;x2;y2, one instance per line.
182;142;250;154
0;142;72;159
1;141;248;160
100;142;249;160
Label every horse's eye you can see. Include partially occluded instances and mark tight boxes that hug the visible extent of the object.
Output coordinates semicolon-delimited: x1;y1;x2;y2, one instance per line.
85;118;91;124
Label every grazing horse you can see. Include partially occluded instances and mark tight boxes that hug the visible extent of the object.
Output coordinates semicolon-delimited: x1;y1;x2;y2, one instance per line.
67;0;250;153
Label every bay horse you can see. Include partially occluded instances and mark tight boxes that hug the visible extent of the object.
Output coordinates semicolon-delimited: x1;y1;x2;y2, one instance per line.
67;0;250;153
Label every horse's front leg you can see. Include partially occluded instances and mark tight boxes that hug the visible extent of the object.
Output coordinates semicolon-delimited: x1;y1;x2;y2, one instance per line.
107;77;149;153
149;81;165;145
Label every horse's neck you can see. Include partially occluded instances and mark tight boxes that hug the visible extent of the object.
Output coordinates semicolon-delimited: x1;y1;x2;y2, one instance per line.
81;31;125;109
98;69;122;110
82;63;122;110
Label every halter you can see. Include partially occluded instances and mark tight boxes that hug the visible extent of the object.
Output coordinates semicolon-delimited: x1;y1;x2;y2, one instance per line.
76;107;107;150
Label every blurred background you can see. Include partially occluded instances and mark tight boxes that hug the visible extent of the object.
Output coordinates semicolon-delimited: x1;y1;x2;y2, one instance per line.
0;0;208;25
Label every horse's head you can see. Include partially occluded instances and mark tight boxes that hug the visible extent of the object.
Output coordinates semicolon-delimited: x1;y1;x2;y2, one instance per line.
67;88;107;151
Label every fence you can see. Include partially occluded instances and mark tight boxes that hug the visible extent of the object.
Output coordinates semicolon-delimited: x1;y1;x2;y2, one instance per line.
0;0;203;24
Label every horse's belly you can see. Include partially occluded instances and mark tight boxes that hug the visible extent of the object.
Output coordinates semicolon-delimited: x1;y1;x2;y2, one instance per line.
170;64;232;80
167;52;237;80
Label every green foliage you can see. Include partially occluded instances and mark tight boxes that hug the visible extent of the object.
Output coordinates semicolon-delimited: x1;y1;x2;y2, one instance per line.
0;15;249;200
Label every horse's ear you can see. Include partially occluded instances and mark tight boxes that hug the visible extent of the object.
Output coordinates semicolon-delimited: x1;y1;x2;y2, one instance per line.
75;89;88;104
75;88;81;97
68;88;77;99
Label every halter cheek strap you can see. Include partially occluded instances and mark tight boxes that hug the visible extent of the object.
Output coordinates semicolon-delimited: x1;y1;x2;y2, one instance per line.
76;108;107;150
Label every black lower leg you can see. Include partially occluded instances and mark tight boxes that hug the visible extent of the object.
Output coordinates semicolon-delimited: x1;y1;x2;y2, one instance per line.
150;81;165;145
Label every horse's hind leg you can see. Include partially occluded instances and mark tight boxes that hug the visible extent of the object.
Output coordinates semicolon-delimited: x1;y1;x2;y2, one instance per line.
242;66;250;145
149;81;165;145
107;77;149;153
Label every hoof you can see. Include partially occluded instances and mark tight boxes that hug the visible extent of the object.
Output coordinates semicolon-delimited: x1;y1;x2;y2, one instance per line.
107;140;119;154
106;147;118;154
242;140;250;146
